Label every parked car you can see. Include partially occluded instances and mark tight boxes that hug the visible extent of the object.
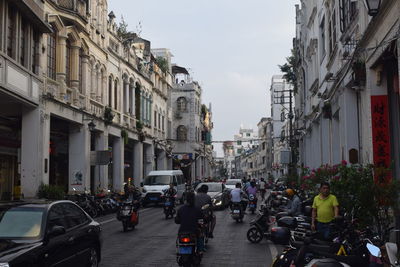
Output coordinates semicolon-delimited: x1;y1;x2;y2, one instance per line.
224;179;243;190
195;182;231;209
0;200;102;267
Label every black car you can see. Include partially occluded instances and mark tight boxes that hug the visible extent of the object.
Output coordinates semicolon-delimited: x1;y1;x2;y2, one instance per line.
195;182;231;209
0;200;102;267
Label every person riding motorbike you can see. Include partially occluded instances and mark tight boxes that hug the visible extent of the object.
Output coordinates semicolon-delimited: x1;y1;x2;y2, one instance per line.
175;192;205;252
164;183;177;207
230;182;248;212
195;184;216;238
125;185;141;206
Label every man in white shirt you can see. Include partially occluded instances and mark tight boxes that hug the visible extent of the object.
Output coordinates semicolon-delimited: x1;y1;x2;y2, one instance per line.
230;183;247;211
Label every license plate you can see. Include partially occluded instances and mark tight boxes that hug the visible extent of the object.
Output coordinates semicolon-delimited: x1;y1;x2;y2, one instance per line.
165;202;171;206
178;246;192;254
233;210;240;214
249;204;255;208
149;197;158;201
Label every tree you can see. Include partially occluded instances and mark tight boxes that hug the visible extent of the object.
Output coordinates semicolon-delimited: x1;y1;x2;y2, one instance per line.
279;49;298;94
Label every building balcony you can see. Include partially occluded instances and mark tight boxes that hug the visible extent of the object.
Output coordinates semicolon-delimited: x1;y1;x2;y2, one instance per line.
0;53;42;105
51;0;88;20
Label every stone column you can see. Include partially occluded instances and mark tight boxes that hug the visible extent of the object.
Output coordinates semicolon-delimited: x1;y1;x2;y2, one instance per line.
70;44;81;105
157;150;167;170
93;132;108;191
144;143;154;178
69;123;90;193
40;110;50;186
21;108;43;198
133;141;143;186
112;136;124;192
81;56;89;95
56;33;68;97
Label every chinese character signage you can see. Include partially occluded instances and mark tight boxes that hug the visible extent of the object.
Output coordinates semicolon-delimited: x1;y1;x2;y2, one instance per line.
371;95;392;183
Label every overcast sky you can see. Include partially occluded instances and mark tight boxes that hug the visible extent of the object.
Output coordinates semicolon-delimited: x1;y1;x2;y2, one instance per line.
108;0;299;156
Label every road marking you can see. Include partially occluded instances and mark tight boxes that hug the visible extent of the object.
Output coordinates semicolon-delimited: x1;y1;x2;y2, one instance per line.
99;207;153;225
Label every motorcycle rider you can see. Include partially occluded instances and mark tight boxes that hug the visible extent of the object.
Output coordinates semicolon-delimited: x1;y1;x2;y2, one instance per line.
125;185;141;204
284;188;302;216
195;184;216;238
230;182;248;213
165;183;177;207
175;192;205;252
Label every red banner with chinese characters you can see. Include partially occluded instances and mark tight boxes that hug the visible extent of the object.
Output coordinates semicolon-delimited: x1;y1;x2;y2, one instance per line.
371;95;392;184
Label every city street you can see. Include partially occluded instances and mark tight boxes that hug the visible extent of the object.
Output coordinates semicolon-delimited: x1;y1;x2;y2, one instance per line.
97;205;282;267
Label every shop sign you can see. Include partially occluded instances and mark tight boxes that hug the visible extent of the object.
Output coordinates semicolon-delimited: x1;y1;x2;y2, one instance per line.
371;95;392;183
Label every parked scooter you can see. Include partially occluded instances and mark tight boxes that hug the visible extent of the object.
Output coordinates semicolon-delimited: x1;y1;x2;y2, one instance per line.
246;204;276;243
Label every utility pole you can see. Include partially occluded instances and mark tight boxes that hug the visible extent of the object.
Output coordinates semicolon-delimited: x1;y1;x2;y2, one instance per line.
273;88;295;176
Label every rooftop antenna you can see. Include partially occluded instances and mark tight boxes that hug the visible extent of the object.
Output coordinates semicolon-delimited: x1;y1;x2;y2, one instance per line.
136;20;142;37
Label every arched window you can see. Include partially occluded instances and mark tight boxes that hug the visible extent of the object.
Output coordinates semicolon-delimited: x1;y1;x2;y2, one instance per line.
47;31;56;80
114;79;118;109
108;76;112;107
79;48;84;92
177;97;187;112
177;125;187;141
65;39;71;87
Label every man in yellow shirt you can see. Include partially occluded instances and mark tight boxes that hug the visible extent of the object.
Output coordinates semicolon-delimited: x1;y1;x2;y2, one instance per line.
311;182;339;240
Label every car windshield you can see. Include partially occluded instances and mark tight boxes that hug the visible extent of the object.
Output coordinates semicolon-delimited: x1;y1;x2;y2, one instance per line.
0;207;44;239
226;180;240;185
197;183;221;192
144;175;171;185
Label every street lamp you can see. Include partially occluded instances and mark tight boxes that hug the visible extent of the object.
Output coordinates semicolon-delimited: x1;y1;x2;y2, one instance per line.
365;0;381;16
88;120;96;131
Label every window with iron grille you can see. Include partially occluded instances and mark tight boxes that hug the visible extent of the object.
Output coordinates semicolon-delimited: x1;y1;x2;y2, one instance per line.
114;80;118;109
79;48;84;92
340;0;357;33
47;31;56;80
7;6;16;58
177;125;187;141
31;32;39;74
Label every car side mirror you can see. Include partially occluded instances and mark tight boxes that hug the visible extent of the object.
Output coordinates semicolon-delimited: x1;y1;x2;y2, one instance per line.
140;182;144;187
48;225;66;238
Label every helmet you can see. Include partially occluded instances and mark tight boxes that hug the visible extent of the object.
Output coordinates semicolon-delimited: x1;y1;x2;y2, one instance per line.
270;227;290;245
285;189;295;197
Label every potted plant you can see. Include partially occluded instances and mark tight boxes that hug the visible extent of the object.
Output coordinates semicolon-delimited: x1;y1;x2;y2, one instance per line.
104;106;114;125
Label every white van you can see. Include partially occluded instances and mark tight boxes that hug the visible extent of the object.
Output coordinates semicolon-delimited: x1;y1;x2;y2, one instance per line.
141;170;185;206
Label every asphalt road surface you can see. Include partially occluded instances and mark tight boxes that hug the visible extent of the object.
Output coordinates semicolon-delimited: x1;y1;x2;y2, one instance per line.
98;202;282;267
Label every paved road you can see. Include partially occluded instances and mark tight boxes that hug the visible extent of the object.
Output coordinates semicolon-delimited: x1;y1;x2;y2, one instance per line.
97;203;282;267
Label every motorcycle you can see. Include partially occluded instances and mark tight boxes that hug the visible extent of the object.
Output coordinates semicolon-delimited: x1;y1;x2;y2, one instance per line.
162;195;176;219
231;202;245;223
246;204;276;243
176;220;204;267
117;200;139;231
248;194;257;214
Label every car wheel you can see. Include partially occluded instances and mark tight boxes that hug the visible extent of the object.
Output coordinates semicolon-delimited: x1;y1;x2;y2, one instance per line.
87;247;99;267
247;227;263;243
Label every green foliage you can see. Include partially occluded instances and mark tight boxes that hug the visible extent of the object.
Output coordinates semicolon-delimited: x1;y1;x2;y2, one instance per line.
298;163;399;240
155;57;168;73
104;106;114;125
117;16;136;40
279;49;298;94
121;129;128;145
37;183;65;200
136;120;143;131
